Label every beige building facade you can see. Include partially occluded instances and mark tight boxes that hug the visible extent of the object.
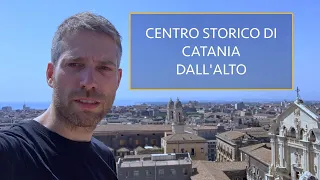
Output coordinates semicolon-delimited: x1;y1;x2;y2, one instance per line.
162;98;208;160
216;131;250;162
162;134;208;160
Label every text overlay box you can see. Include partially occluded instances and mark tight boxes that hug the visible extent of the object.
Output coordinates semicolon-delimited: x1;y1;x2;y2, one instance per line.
130;13;293;90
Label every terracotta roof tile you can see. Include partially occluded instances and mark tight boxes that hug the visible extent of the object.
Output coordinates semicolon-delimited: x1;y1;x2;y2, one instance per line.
94;124;172;134
191;161;247;180
247;147;272;165
193;126;218;130
217;131;245;140
162;133;206;143
239;143;269;153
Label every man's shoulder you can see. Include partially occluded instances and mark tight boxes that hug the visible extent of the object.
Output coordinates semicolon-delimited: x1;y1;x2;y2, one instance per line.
91;137;118;178
91;137;114;156
0;120;35;137
91;137;117;170
0;120;36;153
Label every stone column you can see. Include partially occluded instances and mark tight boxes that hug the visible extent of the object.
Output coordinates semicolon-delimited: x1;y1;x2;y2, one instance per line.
278;136;285;167
270;135;276;166
303;148;309;171
291;164;296;180
302;141;309;171
317;153;320;179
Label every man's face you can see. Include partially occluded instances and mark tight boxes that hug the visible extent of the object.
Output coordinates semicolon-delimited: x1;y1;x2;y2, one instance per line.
46;30;122;129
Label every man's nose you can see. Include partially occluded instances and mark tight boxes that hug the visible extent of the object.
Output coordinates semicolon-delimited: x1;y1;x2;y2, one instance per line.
80;68;97;90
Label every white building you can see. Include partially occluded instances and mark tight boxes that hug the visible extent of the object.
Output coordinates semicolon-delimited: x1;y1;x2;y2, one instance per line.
267;93;320;180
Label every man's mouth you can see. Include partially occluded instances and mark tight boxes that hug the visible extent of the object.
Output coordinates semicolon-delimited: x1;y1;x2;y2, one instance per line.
74;98;101;110
75;99;99;104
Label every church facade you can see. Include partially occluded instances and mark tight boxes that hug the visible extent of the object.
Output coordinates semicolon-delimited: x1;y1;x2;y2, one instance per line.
162;98;208;160
267;95;320;180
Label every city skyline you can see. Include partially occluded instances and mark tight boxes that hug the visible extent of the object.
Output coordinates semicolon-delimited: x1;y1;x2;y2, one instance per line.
1;0;319;102
0;94;316;111
0;85;316;107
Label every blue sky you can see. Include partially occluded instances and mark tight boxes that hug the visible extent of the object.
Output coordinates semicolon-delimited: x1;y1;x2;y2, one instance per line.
0;0;319;103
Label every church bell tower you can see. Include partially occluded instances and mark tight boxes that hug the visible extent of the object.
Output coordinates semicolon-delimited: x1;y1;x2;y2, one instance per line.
166;98;174;124
172;98;185;134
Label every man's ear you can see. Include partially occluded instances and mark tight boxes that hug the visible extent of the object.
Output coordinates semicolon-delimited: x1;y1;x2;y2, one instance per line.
46;62;54;88
117;68;122;89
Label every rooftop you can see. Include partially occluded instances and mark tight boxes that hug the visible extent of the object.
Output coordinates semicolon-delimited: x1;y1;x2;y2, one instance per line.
120;159;191;168
162;133;207;143
239;143;270;153
191;161;247;180
216;131;246;141
193;126;218;130
240;143;272;166
117;153;192;168
94;124;172;134
249;147;272;165
234;127;269;138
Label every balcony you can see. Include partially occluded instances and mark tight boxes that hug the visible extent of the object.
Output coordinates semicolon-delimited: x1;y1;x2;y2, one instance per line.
287;138;303;146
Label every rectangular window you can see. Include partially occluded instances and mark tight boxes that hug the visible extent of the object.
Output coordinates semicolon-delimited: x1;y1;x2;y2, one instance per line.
191;148;195;155
182;168;187;175
152;139;156;145
159;169;164;175
120;140;125;146
133;170;139;176
146;170;151;176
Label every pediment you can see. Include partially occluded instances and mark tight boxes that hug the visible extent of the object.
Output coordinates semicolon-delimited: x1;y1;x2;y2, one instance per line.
269;100;320;135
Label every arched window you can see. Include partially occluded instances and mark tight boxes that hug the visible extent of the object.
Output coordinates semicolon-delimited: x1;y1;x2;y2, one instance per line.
276;127;280;135
290;127;296;138
282;126;287;136
299;129;305;140
309;131;316;142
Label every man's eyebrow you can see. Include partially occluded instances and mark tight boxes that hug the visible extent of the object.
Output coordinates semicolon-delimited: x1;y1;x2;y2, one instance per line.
98;58;117;67
64;56;117;67
61;55;84;63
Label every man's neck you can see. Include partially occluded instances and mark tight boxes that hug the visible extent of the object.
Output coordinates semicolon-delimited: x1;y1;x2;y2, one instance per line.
35;104;93;142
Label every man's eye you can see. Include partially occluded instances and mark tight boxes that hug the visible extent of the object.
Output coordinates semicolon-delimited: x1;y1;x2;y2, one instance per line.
99;66;112;71
68;63;83;67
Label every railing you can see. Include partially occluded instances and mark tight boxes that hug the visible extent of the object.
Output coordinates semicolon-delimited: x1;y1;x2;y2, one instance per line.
287;138;303;146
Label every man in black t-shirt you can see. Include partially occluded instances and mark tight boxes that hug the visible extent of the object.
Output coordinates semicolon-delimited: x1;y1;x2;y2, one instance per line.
0;11;122;180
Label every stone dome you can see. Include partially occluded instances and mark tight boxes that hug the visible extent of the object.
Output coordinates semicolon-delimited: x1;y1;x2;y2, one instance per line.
167;98;174;108
174;98;183;108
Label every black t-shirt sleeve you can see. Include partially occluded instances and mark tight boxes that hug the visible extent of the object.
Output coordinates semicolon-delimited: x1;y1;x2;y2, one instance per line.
109;151;117;174
0;131;19;179
103;147;117;174
0;123;119;180
91;138;118;177
105;148;118;178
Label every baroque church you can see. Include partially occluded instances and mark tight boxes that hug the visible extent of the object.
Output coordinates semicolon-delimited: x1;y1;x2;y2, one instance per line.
166;98;185;129
162;98;208;160
266;88;320;180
